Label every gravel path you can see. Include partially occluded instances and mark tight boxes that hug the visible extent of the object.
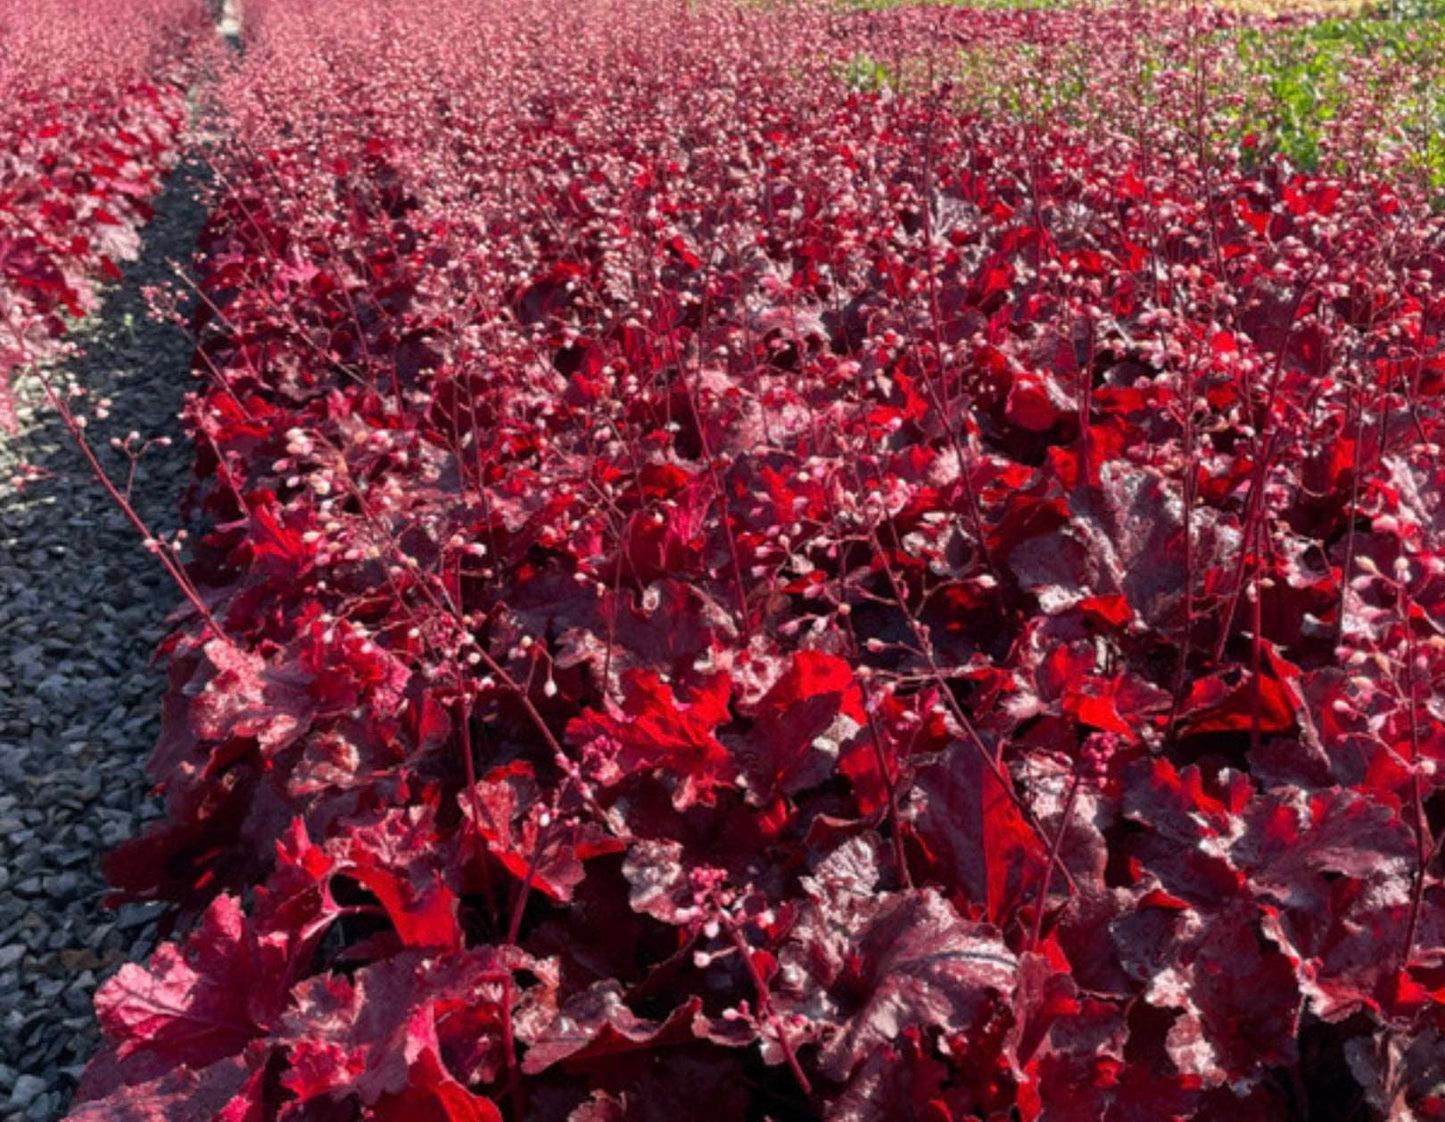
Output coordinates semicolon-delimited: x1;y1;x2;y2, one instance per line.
0;155;208;1122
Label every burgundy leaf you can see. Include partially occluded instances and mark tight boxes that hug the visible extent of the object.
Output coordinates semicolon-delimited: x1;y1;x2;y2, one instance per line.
279;948;527;1107
906;746;1049;924
189;640;316;758
729;649;866;801
775;882;1017;1082
339;806;463;950
567;670;735;808
462;761;624;903
520;981;700;1074
94;895;284;1072
68;1047;268;1122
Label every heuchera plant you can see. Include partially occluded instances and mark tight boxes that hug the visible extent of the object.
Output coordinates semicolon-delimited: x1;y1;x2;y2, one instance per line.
0;0;205;432
68;0;1445;1118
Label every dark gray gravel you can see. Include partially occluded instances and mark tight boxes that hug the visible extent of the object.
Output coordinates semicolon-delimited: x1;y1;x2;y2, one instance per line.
0;154;208;1122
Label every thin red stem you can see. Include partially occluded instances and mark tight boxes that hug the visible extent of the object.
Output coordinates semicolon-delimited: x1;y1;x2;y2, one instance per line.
1027;765;1083;954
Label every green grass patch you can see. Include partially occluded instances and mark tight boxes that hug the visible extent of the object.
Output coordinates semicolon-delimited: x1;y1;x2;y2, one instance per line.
825;4;1443;202
1230;14;1445;190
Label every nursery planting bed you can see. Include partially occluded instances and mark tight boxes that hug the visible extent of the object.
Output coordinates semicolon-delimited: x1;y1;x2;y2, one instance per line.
6;0;1445;1119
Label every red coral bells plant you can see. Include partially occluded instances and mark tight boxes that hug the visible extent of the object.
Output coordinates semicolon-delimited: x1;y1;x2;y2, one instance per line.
0;0;206;431
68;0;1445;1118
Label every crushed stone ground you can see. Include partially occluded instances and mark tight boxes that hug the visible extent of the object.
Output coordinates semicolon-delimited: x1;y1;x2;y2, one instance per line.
0;153;209;1122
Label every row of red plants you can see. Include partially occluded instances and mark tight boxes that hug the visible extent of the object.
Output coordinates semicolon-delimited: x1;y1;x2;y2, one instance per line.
69;1;1445;1118
0;0;208;432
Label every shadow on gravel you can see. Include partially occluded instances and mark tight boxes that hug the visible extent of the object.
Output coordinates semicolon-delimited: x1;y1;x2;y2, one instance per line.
0;154;210;1122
